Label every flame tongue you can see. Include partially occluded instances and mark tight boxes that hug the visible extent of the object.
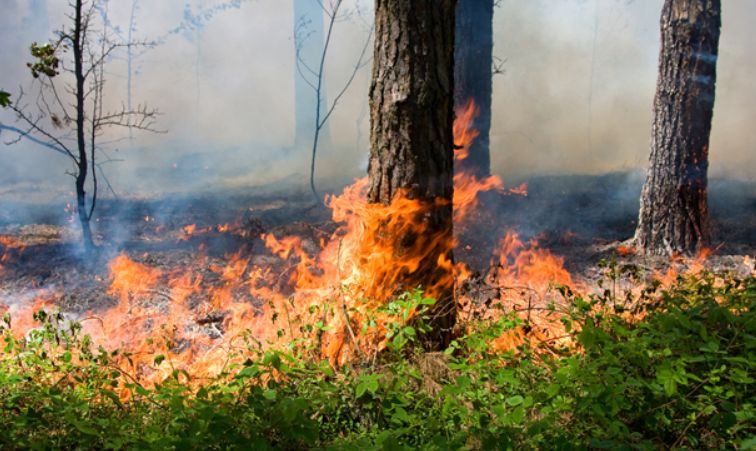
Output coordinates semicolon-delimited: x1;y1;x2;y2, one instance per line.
2;98;583;383
452;100;527;222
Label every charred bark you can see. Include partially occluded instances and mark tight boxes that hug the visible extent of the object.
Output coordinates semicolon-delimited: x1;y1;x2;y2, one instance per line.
368;0;456;349
635;0;720;255
454;0;493;178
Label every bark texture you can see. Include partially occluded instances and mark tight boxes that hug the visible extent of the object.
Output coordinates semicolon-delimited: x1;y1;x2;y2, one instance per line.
635;0;720;255
368;0;456;348
454;0;493;178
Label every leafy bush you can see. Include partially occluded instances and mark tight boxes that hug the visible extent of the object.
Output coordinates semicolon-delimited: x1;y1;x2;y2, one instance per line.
0;273;753;449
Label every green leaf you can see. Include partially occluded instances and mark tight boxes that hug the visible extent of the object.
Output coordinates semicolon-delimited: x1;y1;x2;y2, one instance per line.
355;382;369;398
101;389;124;408
153;354;165;366
0;90;10;108
545;384;560;399
355;378;379;398
509;406;525;424
506;395;524;406
740;436;756;450
391;407;411;424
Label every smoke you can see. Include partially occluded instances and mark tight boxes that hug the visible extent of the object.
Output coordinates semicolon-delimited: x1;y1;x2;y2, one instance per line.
0;0;753;211
492;0;755;182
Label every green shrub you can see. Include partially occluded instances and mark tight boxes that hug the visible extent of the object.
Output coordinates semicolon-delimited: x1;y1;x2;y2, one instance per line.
0;273;753;449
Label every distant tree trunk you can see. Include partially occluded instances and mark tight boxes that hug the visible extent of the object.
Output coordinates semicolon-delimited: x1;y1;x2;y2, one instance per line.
454;0;493;178
293;0;330;150
368;0;456;349
634;0;720;255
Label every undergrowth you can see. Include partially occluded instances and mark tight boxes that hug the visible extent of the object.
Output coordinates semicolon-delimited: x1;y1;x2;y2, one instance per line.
0;272;754;449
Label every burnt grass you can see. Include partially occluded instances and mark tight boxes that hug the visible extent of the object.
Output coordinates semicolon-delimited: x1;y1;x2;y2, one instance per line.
0;170;754;316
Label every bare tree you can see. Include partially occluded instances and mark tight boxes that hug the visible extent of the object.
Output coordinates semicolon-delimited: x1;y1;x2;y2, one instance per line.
0;0;161;251
634;0;721;255
295;0;373;201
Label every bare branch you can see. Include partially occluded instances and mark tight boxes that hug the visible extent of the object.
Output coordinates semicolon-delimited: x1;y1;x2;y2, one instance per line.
320;25;373;127
7;103;77;162
0;123;69;156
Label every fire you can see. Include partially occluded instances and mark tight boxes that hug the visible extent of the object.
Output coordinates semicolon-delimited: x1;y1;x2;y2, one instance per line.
494;232;572;293
616;244;636;256
108;254;162;304
0;235;25;276
183;224;197;237
452;100;527;222
1;98;581;383
181;222;237;240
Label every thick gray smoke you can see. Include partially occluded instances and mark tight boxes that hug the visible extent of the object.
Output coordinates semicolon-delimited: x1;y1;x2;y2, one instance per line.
0;0;753;209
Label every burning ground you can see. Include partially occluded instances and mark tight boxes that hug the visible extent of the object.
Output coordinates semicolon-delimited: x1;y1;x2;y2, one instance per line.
0;104;754;385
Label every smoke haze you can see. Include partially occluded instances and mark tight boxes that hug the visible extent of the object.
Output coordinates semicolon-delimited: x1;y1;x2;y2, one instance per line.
0;0;753;206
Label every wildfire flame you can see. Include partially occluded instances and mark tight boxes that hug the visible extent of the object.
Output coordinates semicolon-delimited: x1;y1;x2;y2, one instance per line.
1;99;601;385
0;236;25;277
452;100;527;222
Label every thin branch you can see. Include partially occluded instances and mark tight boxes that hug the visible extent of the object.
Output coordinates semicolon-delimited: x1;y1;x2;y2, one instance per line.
0;123;69;156
308;0;373;201
7;103;77;162
308;0;342;201
319;25;373;127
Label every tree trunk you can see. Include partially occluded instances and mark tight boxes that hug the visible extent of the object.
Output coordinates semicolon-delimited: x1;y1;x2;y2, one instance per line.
634;0;720;256
73;0;94;251
368;0;456;349
454;0;493;179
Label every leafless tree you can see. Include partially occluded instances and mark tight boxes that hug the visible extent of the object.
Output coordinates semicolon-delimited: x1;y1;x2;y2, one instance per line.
0;0;161;251
295;0;373;201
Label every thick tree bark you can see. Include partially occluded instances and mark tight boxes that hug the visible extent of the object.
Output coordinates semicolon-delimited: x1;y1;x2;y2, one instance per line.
634;0;720;255
368;0;456;349
454;0;493;179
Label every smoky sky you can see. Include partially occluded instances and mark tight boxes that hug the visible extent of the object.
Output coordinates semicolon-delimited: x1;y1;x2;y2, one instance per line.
0;0;753;204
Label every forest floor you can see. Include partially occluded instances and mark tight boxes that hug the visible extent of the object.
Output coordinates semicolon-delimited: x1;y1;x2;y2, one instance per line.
1;171;754;449
1;171;754;318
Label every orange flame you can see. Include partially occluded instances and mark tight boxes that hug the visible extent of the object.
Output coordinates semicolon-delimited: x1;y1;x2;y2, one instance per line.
452;100;527;222
2;98;582;383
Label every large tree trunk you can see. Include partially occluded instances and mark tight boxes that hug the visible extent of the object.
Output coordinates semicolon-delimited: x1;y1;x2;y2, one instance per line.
368;0;456;349
454;0;493;179
634;0;720;256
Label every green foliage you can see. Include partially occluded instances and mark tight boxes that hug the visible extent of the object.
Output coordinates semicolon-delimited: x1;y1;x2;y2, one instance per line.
27;42;60;79
379;289;436;353
0;273;753;449
0;90;10;107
